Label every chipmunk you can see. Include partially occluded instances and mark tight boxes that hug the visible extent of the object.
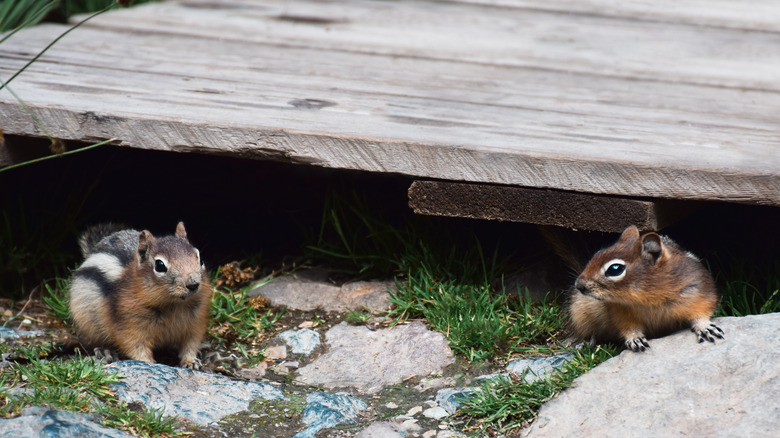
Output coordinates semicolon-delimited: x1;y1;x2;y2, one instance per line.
68;222;212;368
568;225;723;352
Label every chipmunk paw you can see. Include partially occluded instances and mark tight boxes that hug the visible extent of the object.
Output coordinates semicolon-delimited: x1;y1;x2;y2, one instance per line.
693;322;724;343
181;357;203;370
93;348;121;363
625;336;650;352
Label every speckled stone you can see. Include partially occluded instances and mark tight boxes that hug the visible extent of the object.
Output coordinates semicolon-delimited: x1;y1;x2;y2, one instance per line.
108;360;284;425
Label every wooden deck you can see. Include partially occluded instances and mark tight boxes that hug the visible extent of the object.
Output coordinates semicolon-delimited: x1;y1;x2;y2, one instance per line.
1;0;779;214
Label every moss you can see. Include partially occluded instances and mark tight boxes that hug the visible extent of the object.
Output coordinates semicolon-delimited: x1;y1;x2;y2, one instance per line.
218;396;307;437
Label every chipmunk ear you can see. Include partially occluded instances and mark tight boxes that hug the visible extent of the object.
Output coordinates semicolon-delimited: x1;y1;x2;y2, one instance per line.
641;233;664;265
175;222;188;240
619;225;640;242
137;230;155;263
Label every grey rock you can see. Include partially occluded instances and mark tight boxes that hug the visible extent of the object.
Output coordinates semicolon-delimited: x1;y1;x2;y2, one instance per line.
297;321;455;393
437;431;468;438
293;392;367;438
249;269;394;312
0;407;132;438
525;314;780;438
422;406;449;419
472;372;509;382
0;327;43;340
279;328;321;356
506;353;574;383
356;422;404;438
108;361;284;425
435;387;479;415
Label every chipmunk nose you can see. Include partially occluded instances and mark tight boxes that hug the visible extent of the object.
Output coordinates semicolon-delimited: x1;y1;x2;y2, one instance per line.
186;281;200;293
574;279;588;294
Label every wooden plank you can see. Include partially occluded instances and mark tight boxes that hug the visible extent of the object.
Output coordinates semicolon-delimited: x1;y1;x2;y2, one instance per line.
451;0;780;32
407;180;694;233
72;0;780;90
0;0;778;206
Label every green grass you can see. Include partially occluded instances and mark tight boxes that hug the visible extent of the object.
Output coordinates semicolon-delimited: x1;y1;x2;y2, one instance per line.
98;403;179;438
0;352;181;436
0;0;160;33
714;260;780;317
0;0;57;33
344;309;372;325
389;270;565;361
210;273;285;367
308;191;566;361
306;190;507;282
42;277;72;323
1;355;119;413
457;345;619;436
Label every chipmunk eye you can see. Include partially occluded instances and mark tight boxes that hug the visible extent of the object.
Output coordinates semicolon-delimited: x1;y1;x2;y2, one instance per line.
154;259;168;273
605;263;626;277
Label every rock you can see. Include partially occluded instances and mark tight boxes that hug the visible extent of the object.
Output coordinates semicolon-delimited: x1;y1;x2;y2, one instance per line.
0;407;132;438
399;419;421;433
415;376;455;391
235;362;268;380
249;269;394;312
293;392;367;438
356;422;404;438
0;327;43;340
437;430;467;437
423;407;449;420
435;388;479;415
506;353;574;383
264;345;287;360
108;361;284;425
406;405;423;416
296;321;455;393
279;328;321;356
525;314;780;437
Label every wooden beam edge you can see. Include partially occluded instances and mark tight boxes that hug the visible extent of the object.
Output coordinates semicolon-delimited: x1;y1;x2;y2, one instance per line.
408;180;700;233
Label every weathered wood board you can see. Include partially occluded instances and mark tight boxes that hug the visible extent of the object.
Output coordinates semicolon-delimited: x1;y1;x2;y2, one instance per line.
408;180;697;233
0;0;778;206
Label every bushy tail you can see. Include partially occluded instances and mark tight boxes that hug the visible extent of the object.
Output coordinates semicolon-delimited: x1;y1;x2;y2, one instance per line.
78;223;127;258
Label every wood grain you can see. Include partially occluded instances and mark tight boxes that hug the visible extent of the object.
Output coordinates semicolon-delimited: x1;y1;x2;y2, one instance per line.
408;180;696;233
0;0;778;205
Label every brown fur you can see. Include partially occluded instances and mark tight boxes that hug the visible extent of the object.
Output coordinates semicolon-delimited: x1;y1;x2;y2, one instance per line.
70;222;211;368
569;225;723;351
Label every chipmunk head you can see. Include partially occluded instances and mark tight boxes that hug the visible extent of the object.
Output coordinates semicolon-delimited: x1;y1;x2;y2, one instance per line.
136;222;205;299
573;225;669;304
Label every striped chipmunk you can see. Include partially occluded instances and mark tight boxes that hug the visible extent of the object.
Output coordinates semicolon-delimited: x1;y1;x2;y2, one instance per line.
568;225;724;352
68;222;211;368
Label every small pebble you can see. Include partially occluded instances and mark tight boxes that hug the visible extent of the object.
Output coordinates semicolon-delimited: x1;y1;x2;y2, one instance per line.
423;430;437;438
265;345;287;360
385;402;398;409
423;407;449;420
407;406;423;416
298;321;315;328
399;419;421;432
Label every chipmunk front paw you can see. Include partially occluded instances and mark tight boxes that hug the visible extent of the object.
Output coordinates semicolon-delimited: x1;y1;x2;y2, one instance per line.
93;348;121;363
692;321;724;343
180;357;203;370
625;336;650;352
